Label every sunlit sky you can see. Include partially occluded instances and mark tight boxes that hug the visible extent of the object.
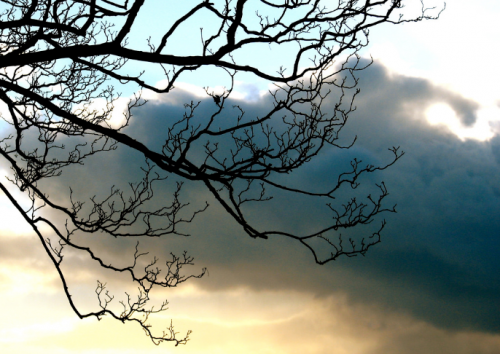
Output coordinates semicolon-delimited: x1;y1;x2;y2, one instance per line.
1;1;500;353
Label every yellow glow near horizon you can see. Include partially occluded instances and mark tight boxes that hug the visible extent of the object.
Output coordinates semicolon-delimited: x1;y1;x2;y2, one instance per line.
0;264;59;295
0;318;77;343
1;289;499;354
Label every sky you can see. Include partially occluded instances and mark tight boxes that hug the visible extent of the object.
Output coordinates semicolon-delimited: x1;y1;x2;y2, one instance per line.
1;0;500;353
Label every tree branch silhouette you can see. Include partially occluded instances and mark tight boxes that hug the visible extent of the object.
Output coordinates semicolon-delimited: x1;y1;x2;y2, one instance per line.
0;0;443;345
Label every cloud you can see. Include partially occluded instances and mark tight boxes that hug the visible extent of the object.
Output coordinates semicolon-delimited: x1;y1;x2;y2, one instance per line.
1;59;499;350
124;61;500;333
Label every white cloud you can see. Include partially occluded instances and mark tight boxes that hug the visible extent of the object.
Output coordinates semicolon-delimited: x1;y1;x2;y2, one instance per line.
426;103;496;141
364;0;500;141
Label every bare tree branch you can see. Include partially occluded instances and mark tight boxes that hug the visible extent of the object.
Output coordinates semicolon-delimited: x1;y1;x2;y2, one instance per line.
0;0;443;346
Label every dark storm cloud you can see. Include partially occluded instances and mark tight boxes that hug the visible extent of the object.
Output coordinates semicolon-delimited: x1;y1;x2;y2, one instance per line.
335;64;500;331
6;61;499;334
489;134;500;166
178;62;499;332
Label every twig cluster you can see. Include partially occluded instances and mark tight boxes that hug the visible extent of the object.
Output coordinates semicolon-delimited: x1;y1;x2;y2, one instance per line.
0;0;443;345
